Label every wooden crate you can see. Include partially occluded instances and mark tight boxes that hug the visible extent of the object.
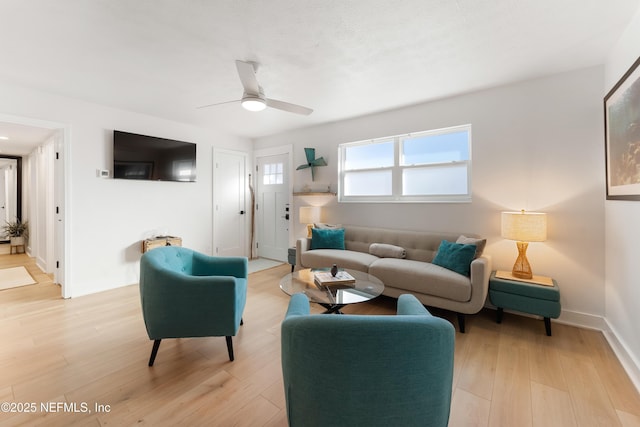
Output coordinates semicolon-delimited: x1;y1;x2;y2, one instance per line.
142;236;182;253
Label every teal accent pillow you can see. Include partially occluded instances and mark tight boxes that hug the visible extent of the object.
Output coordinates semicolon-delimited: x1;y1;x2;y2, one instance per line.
432;240;477;277
310;228;345;250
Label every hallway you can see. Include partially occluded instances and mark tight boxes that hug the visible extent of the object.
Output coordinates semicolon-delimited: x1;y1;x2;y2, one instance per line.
0;249;55;293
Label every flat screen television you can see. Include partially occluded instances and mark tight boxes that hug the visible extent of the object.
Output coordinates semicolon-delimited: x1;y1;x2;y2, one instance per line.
113;130;196;182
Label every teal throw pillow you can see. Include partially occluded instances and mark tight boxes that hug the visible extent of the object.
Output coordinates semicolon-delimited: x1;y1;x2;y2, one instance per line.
310;228;345;250
432;240;477;277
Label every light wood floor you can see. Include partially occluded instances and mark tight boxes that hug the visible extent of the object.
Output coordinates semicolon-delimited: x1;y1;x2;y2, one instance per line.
0;257;639;426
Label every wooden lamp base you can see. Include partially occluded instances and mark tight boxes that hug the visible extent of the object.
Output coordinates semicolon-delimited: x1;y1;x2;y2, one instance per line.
511;241;533;280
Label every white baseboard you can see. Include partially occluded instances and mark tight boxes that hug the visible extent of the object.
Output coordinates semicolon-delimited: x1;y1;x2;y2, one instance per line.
602;319;640;394
556;309;607;331
490;306;640;393
553;309;639;394
36;256;47;274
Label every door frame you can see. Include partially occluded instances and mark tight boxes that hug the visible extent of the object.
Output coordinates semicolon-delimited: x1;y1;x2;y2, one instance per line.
212;148;248;257
0;113;69;298
253;145;293;258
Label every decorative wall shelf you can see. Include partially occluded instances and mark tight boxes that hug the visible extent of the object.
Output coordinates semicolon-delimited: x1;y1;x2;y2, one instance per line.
293;192;336;196
142;236;182;253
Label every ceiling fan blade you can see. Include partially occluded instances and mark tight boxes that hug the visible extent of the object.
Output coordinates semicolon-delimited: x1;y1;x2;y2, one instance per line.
196;100;240;109
235;60;260;95
304;148;315;164
296;164;311;170
266;98;313;115
311;157;327;167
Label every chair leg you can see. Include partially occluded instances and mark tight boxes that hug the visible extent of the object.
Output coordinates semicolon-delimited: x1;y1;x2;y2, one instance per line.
226;336;235;361
457;313;466;333
148;339;162;366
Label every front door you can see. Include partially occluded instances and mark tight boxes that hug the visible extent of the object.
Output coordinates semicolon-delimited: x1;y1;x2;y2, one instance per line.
256;153;290;261
214;149;247;257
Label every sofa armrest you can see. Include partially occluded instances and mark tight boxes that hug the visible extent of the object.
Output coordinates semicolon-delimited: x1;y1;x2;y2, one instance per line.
466;254;492;314
295;237;312;268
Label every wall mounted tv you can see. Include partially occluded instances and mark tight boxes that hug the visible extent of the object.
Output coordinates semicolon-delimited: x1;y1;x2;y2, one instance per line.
113;130;196;182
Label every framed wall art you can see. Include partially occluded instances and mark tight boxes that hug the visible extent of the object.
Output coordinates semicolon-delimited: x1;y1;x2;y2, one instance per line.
604;55;640;200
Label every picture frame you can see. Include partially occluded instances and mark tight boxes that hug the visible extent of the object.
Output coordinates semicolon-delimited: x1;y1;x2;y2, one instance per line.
604;55;640;200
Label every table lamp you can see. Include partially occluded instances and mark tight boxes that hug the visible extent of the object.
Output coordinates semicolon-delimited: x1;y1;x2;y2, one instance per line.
501;210;547;279
299;206;321;238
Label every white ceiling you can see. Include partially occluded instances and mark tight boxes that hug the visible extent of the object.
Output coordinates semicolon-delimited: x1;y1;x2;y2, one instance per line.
0;121;55;155
0;0;638;141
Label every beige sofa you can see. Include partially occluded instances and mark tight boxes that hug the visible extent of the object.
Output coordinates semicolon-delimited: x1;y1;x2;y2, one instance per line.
296;225;492;332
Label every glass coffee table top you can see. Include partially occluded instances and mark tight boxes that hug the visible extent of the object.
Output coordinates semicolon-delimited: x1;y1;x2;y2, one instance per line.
280;268;384;314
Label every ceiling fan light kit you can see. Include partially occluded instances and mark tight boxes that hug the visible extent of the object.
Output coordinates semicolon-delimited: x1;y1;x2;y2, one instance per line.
241;96;267;112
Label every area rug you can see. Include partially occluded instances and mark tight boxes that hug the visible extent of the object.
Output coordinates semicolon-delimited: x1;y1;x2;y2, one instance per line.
248;258;285;274
0;266;37;291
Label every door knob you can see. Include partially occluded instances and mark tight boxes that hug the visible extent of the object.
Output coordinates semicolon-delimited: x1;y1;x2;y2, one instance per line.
240;210;245;215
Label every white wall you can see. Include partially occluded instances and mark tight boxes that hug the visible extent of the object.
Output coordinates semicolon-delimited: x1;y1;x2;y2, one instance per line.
255;66;606;324
0;82;252;297
604;5;640;389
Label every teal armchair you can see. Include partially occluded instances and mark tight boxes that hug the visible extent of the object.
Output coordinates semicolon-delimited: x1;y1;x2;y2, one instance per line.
281;293;455;427
139;246;248;366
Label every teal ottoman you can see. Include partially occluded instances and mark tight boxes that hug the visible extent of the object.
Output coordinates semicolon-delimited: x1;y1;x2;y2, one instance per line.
489;271;561;336
288;247;296;272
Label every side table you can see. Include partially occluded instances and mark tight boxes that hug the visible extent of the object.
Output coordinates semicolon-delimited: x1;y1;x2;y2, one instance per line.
489;271;561;336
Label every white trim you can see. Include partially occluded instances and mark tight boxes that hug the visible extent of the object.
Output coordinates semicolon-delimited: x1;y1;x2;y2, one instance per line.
603;318;640;394
555;309;607;331
338;124;472;203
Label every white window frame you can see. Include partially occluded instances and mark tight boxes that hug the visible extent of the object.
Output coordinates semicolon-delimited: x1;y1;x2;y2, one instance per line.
338;124;472;203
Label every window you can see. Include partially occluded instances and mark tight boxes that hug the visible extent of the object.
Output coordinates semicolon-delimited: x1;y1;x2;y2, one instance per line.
263;162;284;185
338;125;471;202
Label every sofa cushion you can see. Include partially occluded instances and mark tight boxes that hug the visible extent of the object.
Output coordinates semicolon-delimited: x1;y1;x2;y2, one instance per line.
432;240;477;277
343;225;466;263
301;249;379;272
369;243;406;259
314;223;343;230
369;258;472;302
456;235;486;258
311;228;345;250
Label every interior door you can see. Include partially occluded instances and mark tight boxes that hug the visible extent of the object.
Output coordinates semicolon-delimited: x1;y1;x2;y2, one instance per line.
0;166;7;238
256;153;290;261
214;149;247;257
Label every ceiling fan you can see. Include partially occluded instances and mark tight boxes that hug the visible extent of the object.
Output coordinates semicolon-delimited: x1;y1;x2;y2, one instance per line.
198;60;313;115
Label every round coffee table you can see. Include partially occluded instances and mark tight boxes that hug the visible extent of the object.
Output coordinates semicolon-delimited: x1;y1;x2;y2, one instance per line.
280;268;384;314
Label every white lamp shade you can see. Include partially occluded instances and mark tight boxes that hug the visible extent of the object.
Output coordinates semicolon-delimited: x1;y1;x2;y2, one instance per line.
299;206;321;224
501;211;547;242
